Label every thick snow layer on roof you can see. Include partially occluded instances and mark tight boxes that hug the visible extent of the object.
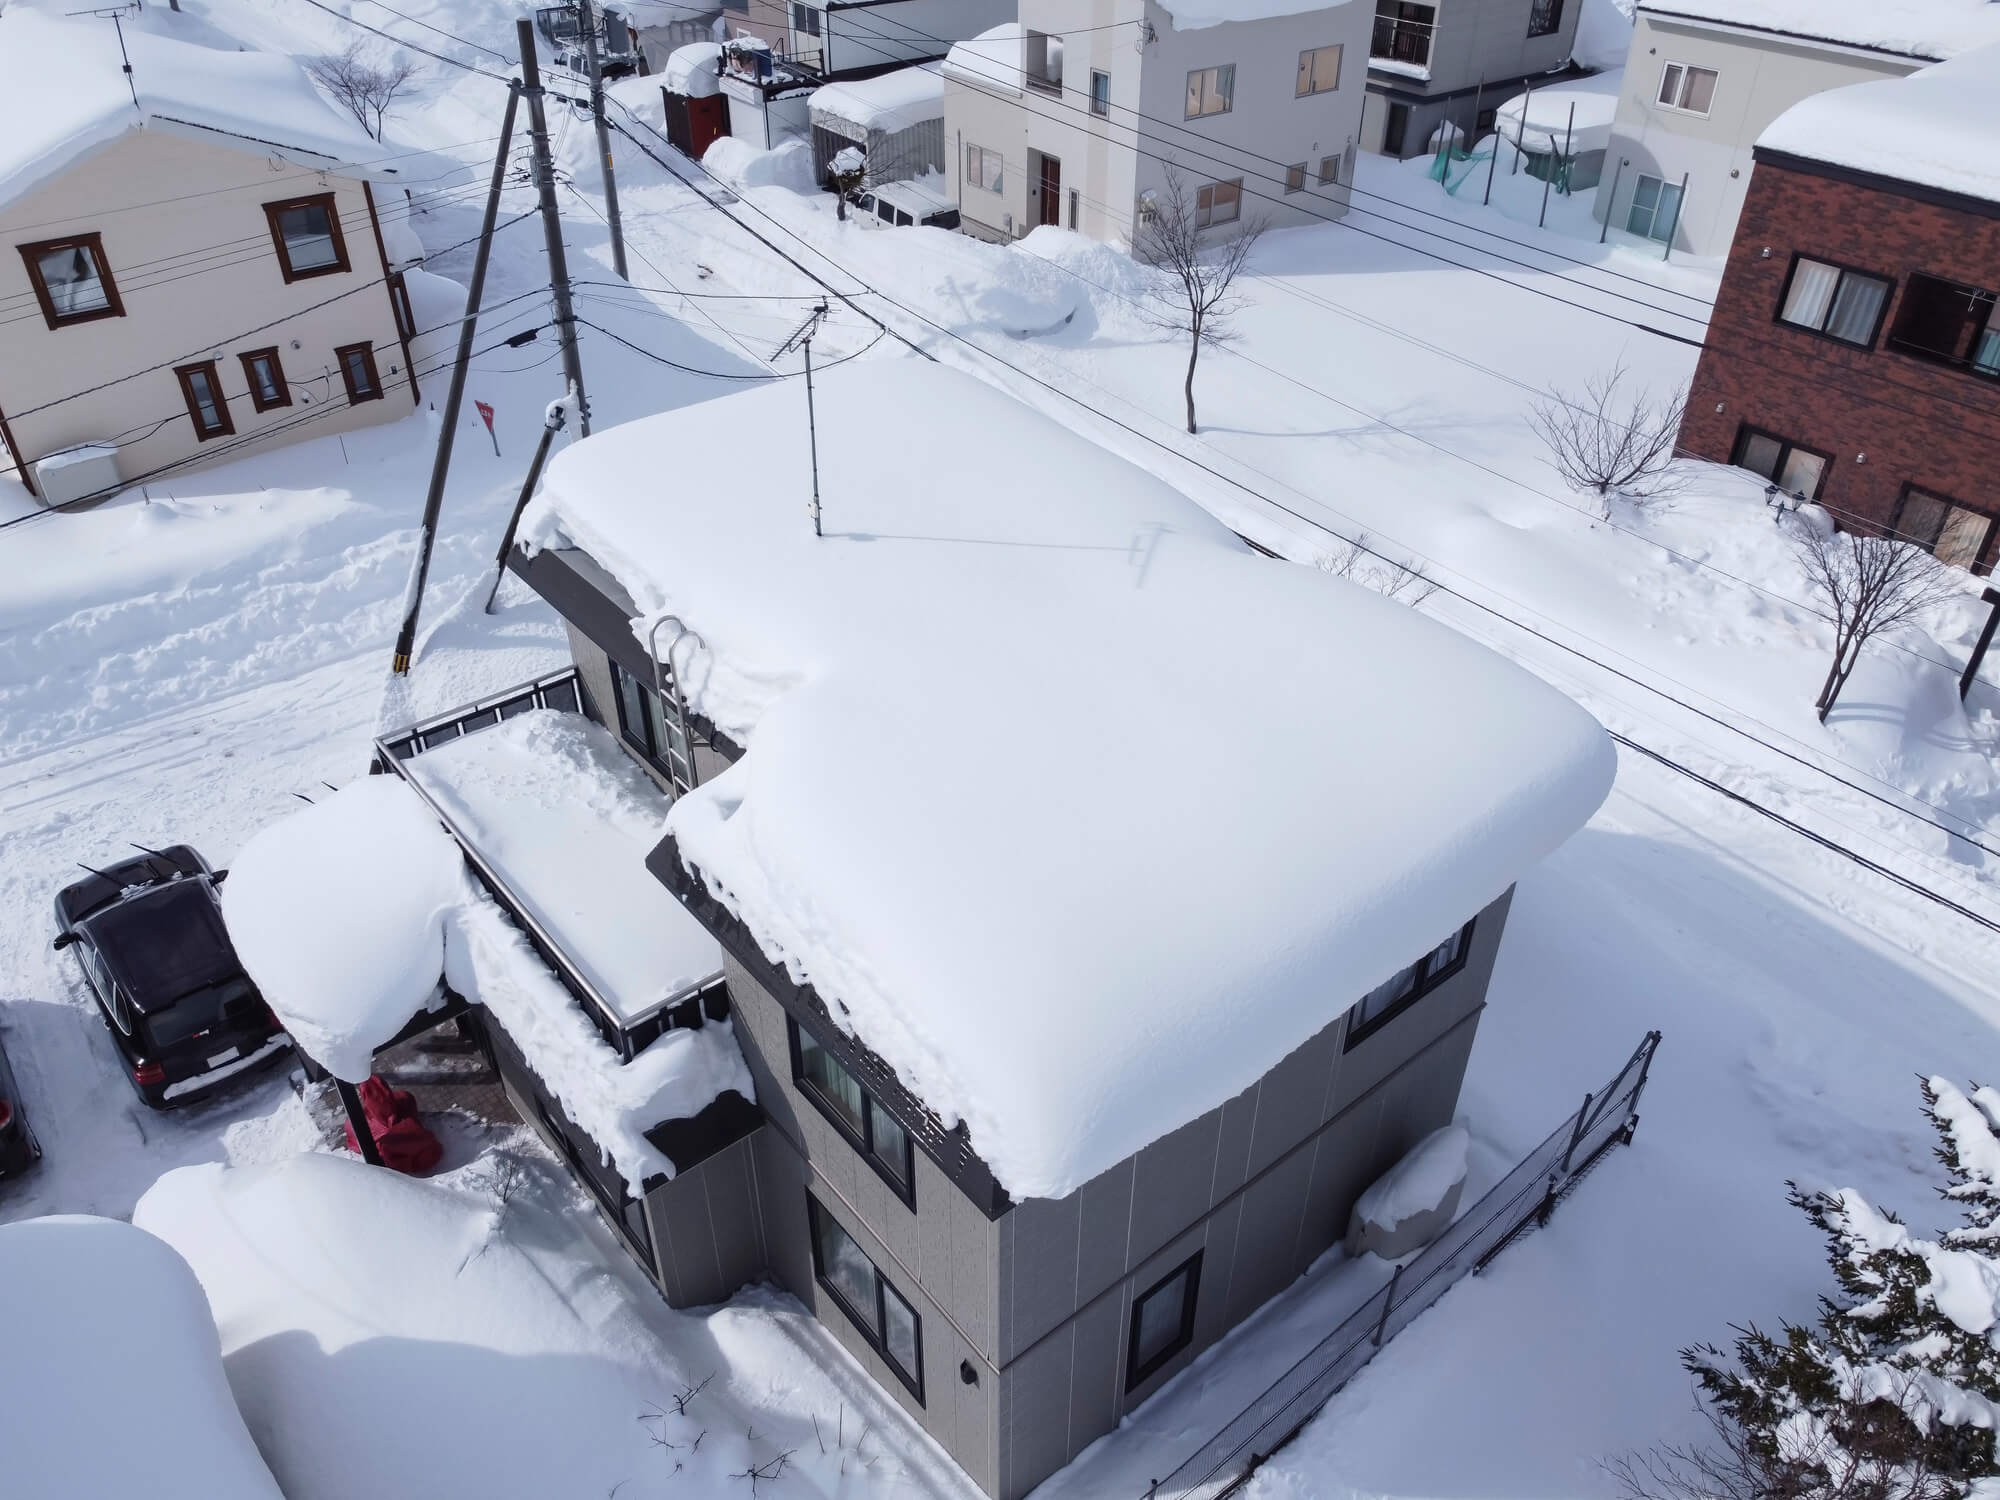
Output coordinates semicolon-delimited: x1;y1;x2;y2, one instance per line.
1639;0;2000;60
809;63;944;134
0;8;460;212
407;710;723;1026
664;41;724;97
0;1216;286;1500
1156;0;1356;32
1496;70;1622;154
1759;45;2000;203
223;776;463;1082
943;23;1025;93
519;359;1615;1200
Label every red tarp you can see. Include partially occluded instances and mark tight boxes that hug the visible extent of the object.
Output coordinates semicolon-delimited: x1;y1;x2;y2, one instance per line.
344;1075;443;1175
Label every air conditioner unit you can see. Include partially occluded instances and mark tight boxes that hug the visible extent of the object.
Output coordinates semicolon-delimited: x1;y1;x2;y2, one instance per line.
33;442;121;507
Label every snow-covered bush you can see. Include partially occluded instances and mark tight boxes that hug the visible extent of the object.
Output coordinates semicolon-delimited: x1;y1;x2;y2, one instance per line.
828;145;867;221
1620;1078;2000;1500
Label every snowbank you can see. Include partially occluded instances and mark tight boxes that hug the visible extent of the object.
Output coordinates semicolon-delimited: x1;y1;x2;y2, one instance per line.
703;134;819;192
1353;1125;1470;1232
222;776;464;1082
1759;46;2000;206
520;359;1616;1200
663;41;722;98
943;22;1025;93
1154;0;1359;33
1495;70;1621;155
1636;0;2000;61
810;64;943;136
0;1215;286;1500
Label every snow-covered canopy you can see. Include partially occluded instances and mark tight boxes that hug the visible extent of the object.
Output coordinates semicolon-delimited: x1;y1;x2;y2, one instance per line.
809;63;944;136
1495;70;1622;155
1154;0;1358;32
1759;44;2000;205
1639;0;2000;61
0;6;461;213
943;23;1025;94
0;1216;287;1500
663;41;723;98
520;359;1615;1201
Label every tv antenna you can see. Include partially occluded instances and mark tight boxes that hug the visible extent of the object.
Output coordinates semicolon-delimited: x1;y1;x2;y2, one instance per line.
773;301;831;536
70;4;145;108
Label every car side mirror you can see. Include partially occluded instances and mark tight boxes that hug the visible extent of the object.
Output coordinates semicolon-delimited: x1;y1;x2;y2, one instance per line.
52;931;76;950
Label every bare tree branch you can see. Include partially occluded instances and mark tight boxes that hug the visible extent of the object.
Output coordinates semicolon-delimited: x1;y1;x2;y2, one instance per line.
1314;532;1439;609
1527;361;1688;514
308;43;420;143
1133;164;1265;435
1791;524;1959;722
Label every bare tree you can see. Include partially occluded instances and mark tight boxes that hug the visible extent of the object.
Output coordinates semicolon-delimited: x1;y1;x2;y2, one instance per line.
1792;524;1959;722
1527;362;1688;514
1134;165;1265;435
1315;533;1439;608
828;146;866;222
309;43;419;142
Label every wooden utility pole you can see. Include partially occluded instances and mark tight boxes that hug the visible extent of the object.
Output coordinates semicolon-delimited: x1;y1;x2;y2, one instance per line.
518;19;590;437
575;0;629;280
391;83;521;676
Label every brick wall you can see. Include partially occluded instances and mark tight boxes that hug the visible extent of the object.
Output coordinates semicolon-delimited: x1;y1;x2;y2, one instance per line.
1679;157;2000;572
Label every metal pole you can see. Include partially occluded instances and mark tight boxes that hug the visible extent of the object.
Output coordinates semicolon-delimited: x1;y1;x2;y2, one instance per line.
1538;102;1572;228
1660;169;1689;261
1372;1263;1404;1347
519;20;591;437
1512;85;1529;176
483;396;571;613
576;0;629;281
1599;157;1625;244
1559;1091;1594;1174
1558;101;1575;194
1483;99;1501;205
335;1077;385;1167
804;327;823;537
1961;588;2000;700
391;84;521;676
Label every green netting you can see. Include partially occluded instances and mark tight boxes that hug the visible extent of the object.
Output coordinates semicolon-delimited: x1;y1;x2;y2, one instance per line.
1428;141;1493;195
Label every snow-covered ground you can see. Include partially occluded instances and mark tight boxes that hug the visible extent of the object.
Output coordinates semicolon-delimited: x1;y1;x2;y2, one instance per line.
5;0;2000;1496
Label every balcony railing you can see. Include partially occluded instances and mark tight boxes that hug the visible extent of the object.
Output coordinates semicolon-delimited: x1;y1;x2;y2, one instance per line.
1370;14;1435;68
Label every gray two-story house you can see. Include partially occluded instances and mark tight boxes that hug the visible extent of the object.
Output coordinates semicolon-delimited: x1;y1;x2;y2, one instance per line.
1362;0;1584;159
380;359;1613;1500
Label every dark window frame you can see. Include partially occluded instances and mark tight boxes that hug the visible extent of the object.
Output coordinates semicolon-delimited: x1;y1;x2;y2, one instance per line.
1885;270;2000;381
238;346;291;413
1729;423;1832;501
174;360;235;441
1889;482;2000;575
18;232;125;330
1126;1249;1203;1392
335;341;383;404
806;1194;925;1402
789;1016;917;1207
1343;918;1475;1050
1090;68;1111;115
1526;0;1563;37
263;193;351;282
1773;252;1895;352
608;656;695;787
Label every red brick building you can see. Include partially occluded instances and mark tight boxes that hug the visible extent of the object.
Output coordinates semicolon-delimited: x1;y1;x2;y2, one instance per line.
1679;56;2000;574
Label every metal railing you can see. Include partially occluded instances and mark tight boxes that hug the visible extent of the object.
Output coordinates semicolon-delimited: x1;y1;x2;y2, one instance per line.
1143;1030;1662;1500
1370;13;1435;67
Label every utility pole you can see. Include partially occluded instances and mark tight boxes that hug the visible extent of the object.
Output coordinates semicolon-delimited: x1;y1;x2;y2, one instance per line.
518;18;591;437
391;82;522;676
773;302;830;536
484;388;575;613
575;0;629;280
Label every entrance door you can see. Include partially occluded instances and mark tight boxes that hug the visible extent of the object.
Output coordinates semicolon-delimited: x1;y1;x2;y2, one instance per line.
1383;103;1410;157
1039;154;1061;227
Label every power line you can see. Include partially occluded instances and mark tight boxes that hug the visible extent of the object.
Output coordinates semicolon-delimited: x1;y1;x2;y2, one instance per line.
287;0;515;80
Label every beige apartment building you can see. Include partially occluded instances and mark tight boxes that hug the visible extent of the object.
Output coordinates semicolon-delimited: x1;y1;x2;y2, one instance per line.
0;8;459;506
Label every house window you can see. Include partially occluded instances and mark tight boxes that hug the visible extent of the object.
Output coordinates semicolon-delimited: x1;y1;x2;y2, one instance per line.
238;347;291;412
1185;64;1234;119
1284;163;1307;194
1091;69;1111;116
1024;29;1063;93
1126;1250;1202;1391
609;657;693;786
263;194;350;281
1624;173;1683;244
1526;0;1564;37
175;361;234;441
1344;920;1474;1048
1318;154;1340;185
335;342;382;404
965;143;1004;194
1892;485;1998;573
1887;271;2000;378
389;272;417;340
807;1195;924;1400
791;2;819;36
1371;1;1435;68
1194;178;1242;228
1777;256;1892;348
1655;61;1717;115
1731;425;1829;501
790;1018;915;1203
18;233;124;329
1296;43;1342;96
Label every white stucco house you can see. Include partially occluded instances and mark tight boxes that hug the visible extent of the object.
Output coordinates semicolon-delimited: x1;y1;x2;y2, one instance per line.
942;0;1369;246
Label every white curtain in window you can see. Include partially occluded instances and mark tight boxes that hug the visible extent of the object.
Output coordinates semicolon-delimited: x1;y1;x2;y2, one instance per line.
1782;259;1839;331
1826;275;1886;344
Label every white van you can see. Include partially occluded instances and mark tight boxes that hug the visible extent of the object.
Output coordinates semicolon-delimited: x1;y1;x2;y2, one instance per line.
852;178;960;230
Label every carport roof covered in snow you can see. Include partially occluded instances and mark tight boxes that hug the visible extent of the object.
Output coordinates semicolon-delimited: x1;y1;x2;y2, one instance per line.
808;62;943;138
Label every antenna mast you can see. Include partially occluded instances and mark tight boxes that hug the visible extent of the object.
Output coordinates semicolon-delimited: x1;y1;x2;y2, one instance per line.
773;301;831;537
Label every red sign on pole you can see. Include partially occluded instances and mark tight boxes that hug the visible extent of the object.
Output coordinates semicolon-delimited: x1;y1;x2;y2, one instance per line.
474;400;499;457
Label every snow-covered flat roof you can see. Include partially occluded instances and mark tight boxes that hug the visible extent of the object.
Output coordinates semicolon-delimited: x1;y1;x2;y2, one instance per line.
1758;44;2000;203
809;63;944;134
1155;0;1358;32
0;6;462;213
1639;0;2000;61
1496;70;1622;155
943;23;1025;94
664;41;724;98
521;359;1614;1201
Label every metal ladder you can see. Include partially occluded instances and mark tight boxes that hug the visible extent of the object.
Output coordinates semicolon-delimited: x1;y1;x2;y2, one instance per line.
645;614;707;796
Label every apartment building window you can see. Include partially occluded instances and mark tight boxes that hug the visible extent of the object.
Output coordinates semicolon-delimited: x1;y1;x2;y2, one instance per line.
19;233;123;328
1091;68;1111;115
964;142;1004;194
335;342;382;403
1344;920;1474;1048
1296;43;1342;95
1655;61;1717;115
1526;0;1564;37
1195;178;1242;228
263;194;349;281
1284;163;1307;194
1777;256;1892;348
1318;154;1340;185
238;347;290;412
609;657;693;784
1624;173;1682;244
808;1196;924;1400
1126;1250;1202;1391
1891;484;1998;573
175;361;234;440
1185;63;1234;118
1888;271;2000;378
1732;425;1829;501
1025;29;1063;93
1372;1;1435;68
791;3;819;35
790;1018;915;1202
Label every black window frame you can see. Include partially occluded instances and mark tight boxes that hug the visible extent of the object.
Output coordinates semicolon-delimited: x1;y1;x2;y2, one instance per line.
608;657;694;786
1729;423;1832;501
1126;1249;1202;1392
1886;270;2000;382
1526;0;1563;37
789;1016;917;1207
1773;252;1895;352
1343;919;1475;1050
1889;482;2000;575
807;1194;924;1401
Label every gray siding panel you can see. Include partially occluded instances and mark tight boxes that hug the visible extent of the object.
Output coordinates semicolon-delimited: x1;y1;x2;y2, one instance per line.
1129;1111;1222;1273
1222;1144;1315;1328
1004;1192;1081;1363
1075;1157;1135;1309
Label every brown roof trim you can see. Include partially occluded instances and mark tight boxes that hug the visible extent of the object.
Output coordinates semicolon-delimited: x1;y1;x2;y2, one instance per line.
1753;145;2000;222
362;181;420;408
0;404;34;498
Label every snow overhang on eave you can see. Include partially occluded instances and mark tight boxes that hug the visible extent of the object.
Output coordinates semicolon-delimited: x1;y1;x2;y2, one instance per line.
1634;7;1943;65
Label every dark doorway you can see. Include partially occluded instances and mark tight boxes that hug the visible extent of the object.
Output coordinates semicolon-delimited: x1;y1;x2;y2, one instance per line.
1039;154;1062;227
1383;102;1410;157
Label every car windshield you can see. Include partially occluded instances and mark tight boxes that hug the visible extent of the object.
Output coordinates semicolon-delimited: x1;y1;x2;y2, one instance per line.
142;975;259;1051
87;879;240;1015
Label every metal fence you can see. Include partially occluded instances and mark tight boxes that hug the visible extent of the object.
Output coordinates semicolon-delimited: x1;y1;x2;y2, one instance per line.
1145;1030;1663;1500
